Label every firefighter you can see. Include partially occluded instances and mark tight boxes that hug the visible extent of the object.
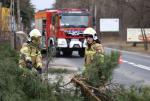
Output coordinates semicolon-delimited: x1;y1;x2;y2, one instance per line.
19;29;42;74
83;27;104;65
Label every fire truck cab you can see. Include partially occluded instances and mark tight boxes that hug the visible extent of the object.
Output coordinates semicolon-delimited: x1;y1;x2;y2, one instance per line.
35;8;92;57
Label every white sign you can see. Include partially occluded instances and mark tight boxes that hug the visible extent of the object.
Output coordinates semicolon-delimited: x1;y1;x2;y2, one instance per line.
100;18;119;32
127;28;150;42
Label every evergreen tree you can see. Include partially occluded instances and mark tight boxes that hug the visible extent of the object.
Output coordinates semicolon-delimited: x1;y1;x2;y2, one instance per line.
83;51;119;87
0;0;35;30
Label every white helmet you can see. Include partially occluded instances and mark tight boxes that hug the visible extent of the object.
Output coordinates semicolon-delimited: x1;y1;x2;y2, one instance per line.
83;27;98;40
29;29;41;38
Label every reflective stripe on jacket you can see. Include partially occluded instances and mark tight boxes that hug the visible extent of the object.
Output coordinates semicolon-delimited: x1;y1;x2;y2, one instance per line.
85;42;104;65
19;43;42;68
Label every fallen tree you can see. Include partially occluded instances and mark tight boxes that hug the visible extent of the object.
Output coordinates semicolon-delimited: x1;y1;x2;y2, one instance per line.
1;43;150;101
70;51;120;101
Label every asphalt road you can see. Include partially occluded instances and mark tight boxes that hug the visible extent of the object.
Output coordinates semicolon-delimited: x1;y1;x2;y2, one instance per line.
48;51;84;71
106;48;150;87
49;49;150;87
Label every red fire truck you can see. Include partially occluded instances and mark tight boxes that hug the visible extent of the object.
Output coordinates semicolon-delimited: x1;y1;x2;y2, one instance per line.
35;8;93;57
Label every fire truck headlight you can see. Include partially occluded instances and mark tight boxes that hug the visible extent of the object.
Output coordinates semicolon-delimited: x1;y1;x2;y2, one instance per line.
57;38;67;47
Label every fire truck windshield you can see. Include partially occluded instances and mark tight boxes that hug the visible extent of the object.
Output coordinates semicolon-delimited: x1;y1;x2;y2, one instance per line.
60;15;89;28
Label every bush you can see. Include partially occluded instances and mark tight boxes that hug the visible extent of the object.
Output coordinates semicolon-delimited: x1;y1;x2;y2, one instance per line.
83;51;120;87
82;50;150;101
2;43;150;101
48;68;68;74
0;43;55;101
114;86;150;101
0;43;83;101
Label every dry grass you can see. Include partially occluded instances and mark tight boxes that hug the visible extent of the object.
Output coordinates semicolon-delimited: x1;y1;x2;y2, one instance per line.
102;36;150;55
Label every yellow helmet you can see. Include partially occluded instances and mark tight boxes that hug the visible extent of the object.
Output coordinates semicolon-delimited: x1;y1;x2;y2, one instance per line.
29;29;41;38
83;27;98;40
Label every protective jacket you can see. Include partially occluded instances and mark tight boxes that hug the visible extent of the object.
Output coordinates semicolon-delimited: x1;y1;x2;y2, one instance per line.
19;42;42;69
85;42;104;65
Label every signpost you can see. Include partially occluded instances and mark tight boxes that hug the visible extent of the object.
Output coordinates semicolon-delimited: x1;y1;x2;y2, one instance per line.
100;18;119;32
127;28;150;42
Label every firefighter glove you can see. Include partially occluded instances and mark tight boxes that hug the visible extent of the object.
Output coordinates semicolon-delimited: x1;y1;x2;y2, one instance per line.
26;60;32;70
36;67;42;74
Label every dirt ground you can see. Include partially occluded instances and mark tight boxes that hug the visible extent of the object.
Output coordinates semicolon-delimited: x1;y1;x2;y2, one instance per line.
102;36;150;55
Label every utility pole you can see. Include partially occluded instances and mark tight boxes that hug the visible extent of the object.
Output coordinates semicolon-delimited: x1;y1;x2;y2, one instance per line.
118;0;124;39
10;0;15;31
90;0;94;16
10;0;16;49
94;2;97;28
91;0;96;28
17;0;21;31
93;0;100;38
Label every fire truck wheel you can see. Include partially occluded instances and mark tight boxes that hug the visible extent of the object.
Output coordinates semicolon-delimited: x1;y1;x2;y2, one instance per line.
63;50;72;57
78;50;85;57
55;49;60;57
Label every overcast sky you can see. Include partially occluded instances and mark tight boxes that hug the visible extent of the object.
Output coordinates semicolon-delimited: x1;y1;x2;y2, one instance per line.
31;0;55;11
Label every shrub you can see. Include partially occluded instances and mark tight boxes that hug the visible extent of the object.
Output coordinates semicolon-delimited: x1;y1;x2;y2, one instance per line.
114;86;150;101
84;51;120;87
0;43;83;101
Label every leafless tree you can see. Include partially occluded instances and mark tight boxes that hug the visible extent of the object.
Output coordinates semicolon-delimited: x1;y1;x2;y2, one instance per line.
54;0;150;49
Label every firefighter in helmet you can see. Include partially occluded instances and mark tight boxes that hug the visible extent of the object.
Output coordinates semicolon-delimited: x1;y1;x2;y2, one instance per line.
19;29;42;74
83;27;104;65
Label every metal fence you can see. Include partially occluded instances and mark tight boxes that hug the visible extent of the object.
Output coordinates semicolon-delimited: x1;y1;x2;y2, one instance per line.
0;31;11;42
0;7;11;42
